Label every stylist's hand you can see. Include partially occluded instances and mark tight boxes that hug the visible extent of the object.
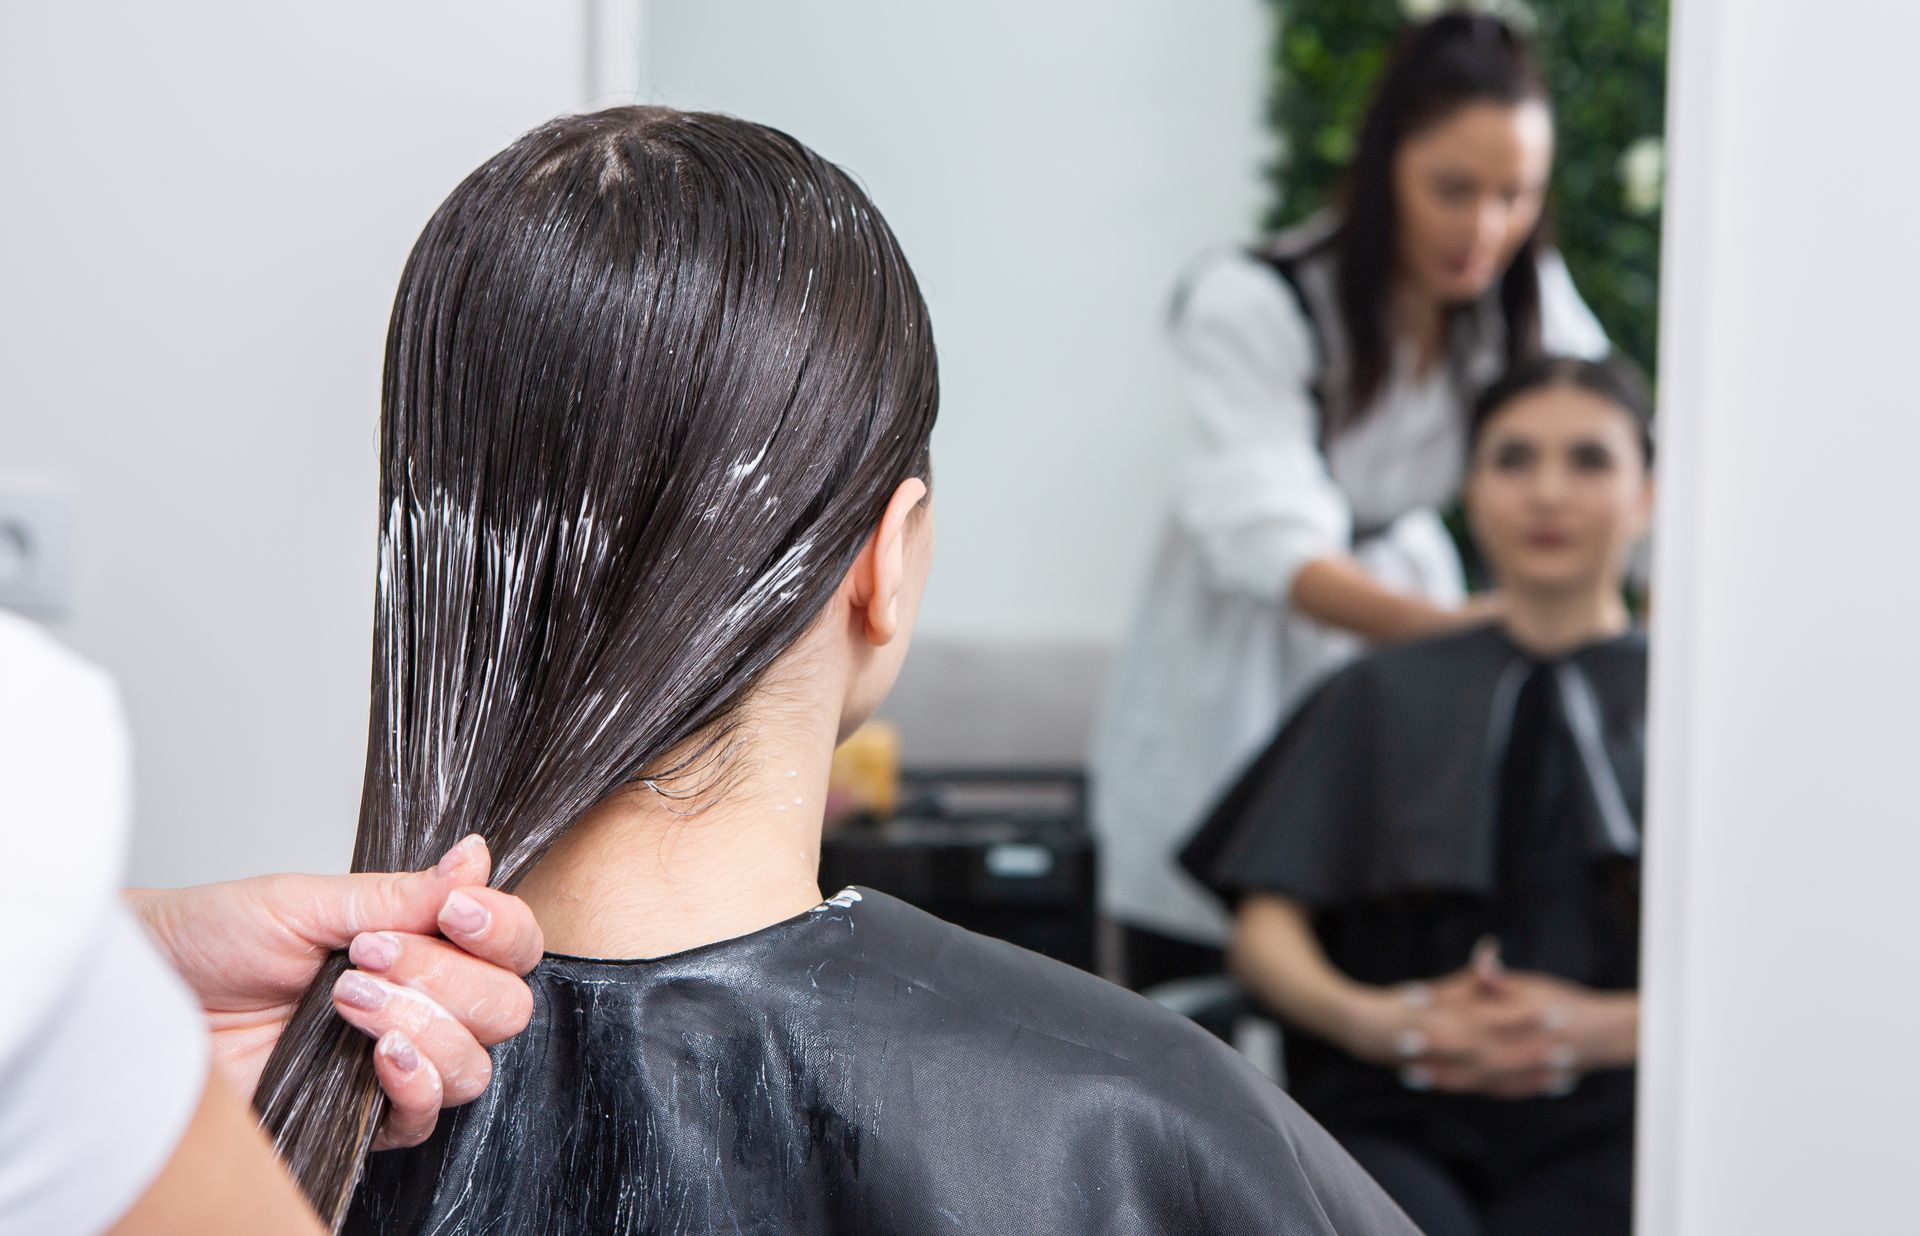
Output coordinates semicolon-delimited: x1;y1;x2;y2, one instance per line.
125;835;543;1149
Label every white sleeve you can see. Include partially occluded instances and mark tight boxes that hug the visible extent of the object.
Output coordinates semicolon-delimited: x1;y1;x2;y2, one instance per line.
1537;249;1611;360
1169;252;1352;601
0;904;208;1236
0;614;209;1236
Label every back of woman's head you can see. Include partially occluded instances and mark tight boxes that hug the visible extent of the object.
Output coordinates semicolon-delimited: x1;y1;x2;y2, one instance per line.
1330;11;1552;427
251;105;939;1226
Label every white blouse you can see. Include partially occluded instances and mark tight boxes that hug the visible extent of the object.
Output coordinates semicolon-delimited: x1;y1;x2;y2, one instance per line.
1090;236;1609;946
0;614;208;1234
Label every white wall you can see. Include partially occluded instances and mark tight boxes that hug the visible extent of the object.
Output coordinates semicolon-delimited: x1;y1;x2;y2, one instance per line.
1;3;588;885
638;0;1271;643
1638;1;1920;1230
2;4;1269;883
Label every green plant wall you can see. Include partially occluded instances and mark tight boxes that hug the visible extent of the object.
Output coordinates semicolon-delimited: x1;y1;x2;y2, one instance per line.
1265;0;1669;374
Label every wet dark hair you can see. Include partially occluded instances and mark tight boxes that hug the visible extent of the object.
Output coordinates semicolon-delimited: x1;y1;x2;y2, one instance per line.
1470;353;1655;465
249;105;938;1227
1322;12;1551;433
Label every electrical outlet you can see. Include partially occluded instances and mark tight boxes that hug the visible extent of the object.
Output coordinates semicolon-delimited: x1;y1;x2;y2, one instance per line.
0;485;73;617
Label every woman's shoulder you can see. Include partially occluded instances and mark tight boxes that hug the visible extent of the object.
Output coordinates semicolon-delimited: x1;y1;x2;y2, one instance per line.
1176;244;1316;336
853;889;1212;1041
846;892;1296;1113
1364;620;1516;677
446;890;1416;1234
1171;247;1324;388
1176;213;1338;348
845;892;1415;1229
864;886;1405;1189
1264;211;1342;266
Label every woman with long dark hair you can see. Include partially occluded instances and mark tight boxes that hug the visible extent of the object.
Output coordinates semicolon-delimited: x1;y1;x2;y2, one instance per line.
248;106;1417;1234
1093;11;1611;987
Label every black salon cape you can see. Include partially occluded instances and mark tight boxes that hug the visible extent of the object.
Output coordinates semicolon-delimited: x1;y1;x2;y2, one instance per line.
346;889;1417;1235
1180;624;1646;1125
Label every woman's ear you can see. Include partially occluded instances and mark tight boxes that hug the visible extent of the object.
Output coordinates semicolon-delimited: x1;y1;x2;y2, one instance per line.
848;477;929;647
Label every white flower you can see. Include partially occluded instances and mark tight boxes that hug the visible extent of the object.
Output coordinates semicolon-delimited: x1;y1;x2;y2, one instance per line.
1401;0;1452;18
1618;136;1666;216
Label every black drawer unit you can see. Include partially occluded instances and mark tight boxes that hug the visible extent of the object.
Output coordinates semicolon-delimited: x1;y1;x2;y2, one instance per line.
818;768;1098;973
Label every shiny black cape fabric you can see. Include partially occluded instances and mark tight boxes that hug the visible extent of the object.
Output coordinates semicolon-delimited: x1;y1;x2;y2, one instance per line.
346;889;1416;1234
1181;624;1647;909
1177;625;1644;1184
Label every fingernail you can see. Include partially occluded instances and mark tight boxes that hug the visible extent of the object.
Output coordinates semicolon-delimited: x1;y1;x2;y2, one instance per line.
1395;1029;1428;1059
434;834;481;876
1545;1072;1578;1098
335;971;391;1012
439;889;490;936
1542;1005;1573;1032
1400;983;1433;1009
1399;1067;1434;1091
349;932;401;973
1548;1044;1580;1071
378;1030;420;1074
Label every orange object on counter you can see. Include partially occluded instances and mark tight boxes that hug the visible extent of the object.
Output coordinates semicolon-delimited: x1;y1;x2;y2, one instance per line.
826;722;900;827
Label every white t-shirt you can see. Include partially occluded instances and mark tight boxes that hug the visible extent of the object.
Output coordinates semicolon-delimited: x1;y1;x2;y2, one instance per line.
1090;230;1610;946
0;612;207;1235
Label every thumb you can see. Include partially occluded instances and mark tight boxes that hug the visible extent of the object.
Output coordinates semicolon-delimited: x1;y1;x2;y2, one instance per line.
426;833;492;887
1470;935;1508;993
285;834;494;949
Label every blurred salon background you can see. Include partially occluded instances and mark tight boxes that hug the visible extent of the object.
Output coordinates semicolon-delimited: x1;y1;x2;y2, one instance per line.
5;2;1917;1233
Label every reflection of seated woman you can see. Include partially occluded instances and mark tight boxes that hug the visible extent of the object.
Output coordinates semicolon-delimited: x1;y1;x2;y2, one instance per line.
1093;12;1610;989
1183;356;1654;1236
247;107;1417;1234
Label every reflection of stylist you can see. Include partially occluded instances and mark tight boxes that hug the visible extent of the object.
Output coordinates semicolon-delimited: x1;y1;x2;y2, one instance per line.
1092;13;1608;984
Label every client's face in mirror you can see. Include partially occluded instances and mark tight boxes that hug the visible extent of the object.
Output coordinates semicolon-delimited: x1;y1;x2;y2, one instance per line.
1465;387;1653;595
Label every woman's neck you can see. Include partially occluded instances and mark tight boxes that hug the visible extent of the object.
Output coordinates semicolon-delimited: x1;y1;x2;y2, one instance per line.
1500;581;1632;657
514;712;837;960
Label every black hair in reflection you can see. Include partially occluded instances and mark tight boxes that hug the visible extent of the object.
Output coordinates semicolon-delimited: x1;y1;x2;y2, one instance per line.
1311;12;1551;434
1470;353;1655;465
249;106;939;1228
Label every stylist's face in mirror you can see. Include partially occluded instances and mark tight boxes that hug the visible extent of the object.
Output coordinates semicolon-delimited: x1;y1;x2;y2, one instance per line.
1465;387;1653;594
1393;99;1553;304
